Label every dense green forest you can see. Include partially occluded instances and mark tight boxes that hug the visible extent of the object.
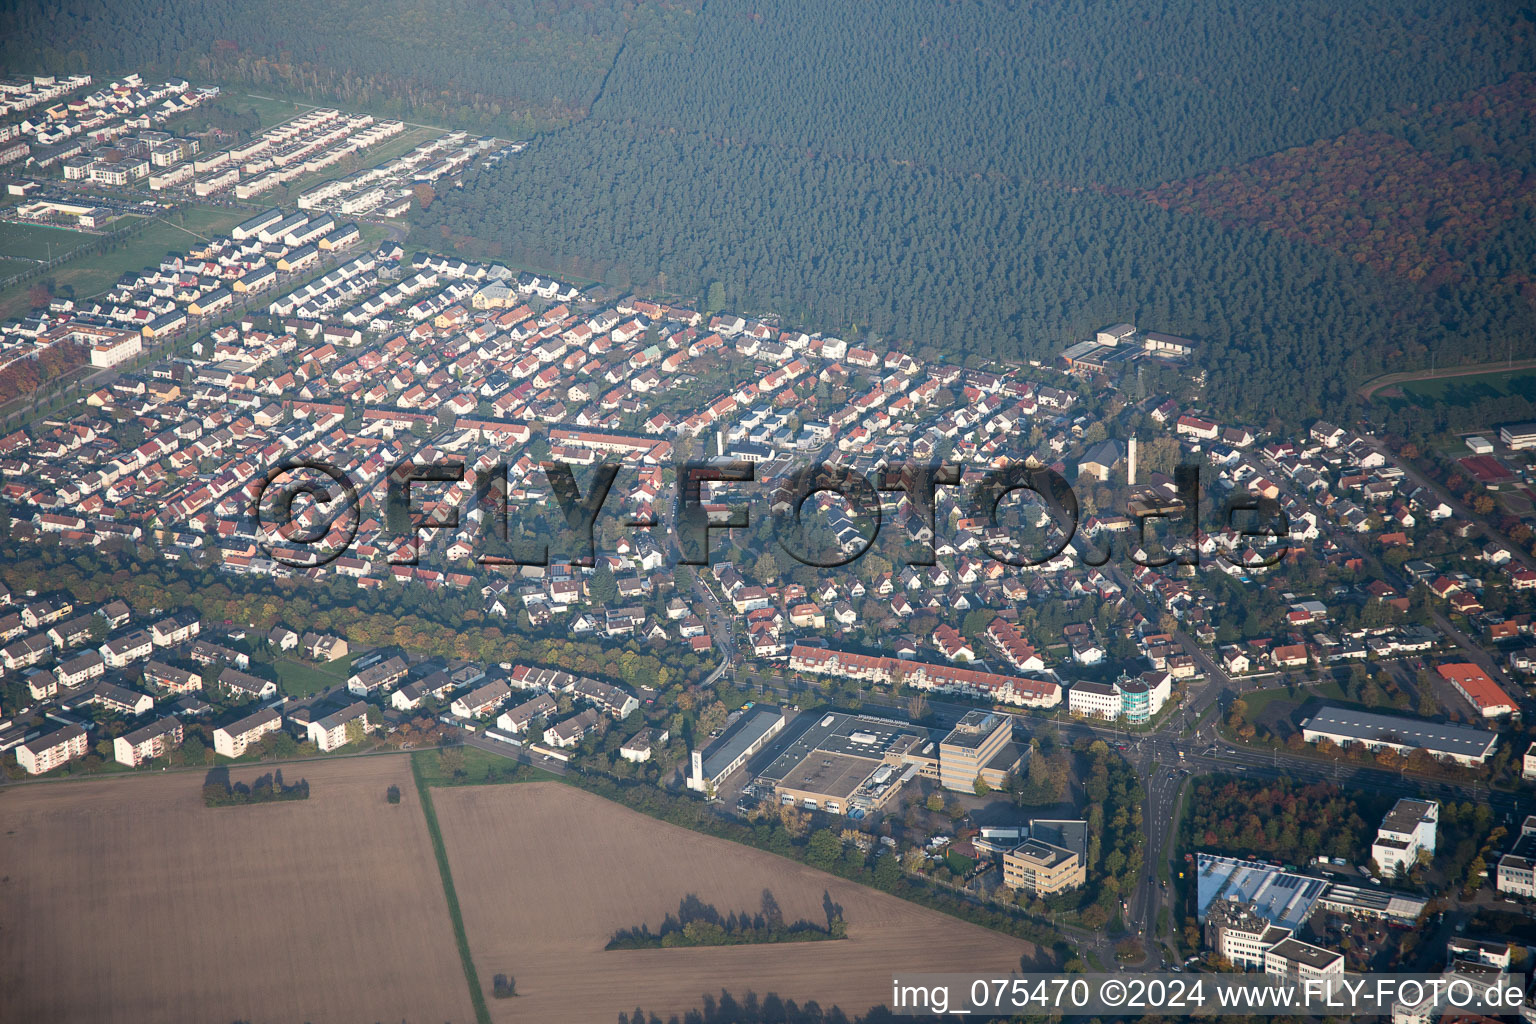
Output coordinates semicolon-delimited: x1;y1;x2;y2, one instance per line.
0;0;688;131
6;0;1536;422
411;0;1536;423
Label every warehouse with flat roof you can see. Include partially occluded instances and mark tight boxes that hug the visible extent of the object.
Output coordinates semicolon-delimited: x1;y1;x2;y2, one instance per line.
1299;705;1499;766
687;704;785;794
753;711;932;816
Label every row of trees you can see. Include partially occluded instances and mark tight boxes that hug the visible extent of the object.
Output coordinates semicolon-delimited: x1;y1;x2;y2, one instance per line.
201;768;309;806
606;891;844;949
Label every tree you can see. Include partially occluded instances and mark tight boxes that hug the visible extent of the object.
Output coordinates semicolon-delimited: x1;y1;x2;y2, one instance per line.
704;281;726;314
806;829;842;870
386;784;402;804
588;565;618;606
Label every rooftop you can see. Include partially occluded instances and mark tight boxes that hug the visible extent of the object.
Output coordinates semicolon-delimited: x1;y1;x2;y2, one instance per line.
697;704;783;779
940;709;1010;752
1301;706;1498;759
755;710;927;784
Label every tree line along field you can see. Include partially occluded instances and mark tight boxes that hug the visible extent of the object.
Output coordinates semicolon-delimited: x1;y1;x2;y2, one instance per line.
432;781;1039;1022
1;759;1041;1022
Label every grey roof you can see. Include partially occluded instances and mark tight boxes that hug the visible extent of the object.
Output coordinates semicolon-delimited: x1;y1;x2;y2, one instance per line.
755;710;925;784
1301;705;1498;759
940;709;1010;752
1267;937;1341;970
121;715;181;745
698;705;783;779
1079;438;1125;468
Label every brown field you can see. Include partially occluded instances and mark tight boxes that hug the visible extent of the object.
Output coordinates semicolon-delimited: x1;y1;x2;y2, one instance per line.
0;755;475;1023
433;782;1039;1022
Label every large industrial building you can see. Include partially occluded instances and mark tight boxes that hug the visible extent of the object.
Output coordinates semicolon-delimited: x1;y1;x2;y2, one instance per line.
1298;706;1499;766
687;704;785;794
753;711;933;816
1196;854;1428;930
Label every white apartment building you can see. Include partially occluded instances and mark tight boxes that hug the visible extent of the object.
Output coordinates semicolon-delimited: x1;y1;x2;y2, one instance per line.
113;716;183;766
16;724;89;775
213;708;282;758
89;331;142;368
306;701;372;752
1371;798;1438;877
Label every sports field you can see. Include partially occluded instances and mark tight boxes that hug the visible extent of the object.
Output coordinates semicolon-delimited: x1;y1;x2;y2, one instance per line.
0;756;475;1022
0;220;99;263
1361;360;1536;406
433;782;1040;1022
0;205;248;320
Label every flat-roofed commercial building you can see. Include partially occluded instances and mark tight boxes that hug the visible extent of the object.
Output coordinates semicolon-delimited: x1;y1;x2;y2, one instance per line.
1371;798;1437;877
688;704;785;794
1299;706;1499;766
1002;838;1085;896
1313;882;1427;923
1068;680;1119;720
753;711;931;816
938;710;1021;792
1500;422;1536;451
1204;899;1292;969
1195;855;1328;932
1264;937;1344;985
1497;815;1536;898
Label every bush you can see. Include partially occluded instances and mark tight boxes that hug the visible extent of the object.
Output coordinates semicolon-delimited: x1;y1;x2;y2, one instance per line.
386;784;402;804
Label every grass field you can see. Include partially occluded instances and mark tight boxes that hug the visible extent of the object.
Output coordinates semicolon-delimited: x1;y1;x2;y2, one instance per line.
1362;360;1536;406
433;782;1040;1022
0;204;249;321
0;756;475;1022
0;220;99;263
1398;367;1536;406
272;652;354;697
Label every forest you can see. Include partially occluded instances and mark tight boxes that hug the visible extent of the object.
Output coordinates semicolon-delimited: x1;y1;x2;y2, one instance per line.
5;0;1536;423
0;0;688;132
410;0;1536;424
